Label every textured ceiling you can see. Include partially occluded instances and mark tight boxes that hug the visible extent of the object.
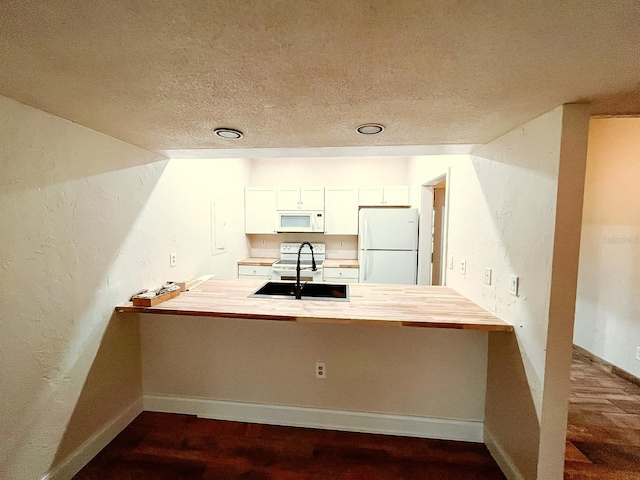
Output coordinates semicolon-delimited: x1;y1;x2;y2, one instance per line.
0;1;639;151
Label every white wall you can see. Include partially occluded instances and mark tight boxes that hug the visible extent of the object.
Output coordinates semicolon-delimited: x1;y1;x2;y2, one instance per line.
250;156;409;186
145;157;252;281
574;118;640;378
429;106;589;479
140;316;489;430
0;95;251;479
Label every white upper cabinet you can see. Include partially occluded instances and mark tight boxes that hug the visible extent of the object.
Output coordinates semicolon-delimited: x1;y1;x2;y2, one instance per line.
245;187;277;234
324;187;359;235
358;186;411;206
277;187;324;210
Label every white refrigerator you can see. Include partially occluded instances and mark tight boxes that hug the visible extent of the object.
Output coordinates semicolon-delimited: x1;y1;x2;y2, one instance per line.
358;208;418;284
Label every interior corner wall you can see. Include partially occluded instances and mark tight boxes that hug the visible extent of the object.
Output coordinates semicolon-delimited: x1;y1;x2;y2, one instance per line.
574;117;640;378
440;106;588;479
0;95;251;479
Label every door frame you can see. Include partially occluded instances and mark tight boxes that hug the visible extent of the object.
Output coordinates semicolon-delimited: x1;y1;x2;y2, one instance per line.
417;169;450;285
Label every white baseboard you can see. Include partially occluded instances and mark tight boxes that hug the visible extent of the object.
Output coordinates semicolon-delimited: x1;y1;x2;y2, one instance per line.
484;427;524;480
144;394;483;443
42;397;143;480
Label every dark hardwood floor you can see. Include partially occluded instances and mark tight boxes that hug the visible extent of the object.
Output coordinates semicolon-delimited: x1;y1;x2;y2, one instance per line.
565;352;640;479
74;353;640;479
74;413;505;479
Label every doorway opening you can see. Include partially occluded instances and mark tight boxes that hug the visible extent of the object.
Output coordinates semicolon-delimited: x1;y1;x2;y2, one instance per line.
417;170;449;286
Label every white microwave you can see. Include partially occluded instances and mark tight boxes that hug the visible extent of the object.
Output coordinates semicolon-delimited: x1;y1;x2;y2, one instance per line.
277;211;325;233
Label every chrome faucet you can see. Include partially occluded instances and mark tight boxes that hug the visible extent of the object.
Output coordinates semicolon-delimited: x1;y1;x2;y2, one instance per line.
295;241;317;299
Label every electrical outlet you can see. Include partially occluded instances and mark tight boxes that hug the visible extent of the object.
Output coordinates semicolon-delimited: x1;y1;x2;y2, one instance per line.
509;275;519;296
169;252;177;267
315;362;326;379
636;347;640;361
484;267;492;285
461;259;466;275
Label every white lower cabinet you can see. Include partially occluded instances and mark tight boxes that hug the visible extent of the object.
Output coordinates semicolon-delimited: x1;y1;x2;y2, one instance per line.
238;265;272;279
323;267;359;284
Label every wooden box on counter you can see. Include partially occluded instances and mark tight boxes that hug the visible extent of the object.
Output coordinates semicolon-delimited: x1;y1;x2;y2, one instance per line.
132;289;180;307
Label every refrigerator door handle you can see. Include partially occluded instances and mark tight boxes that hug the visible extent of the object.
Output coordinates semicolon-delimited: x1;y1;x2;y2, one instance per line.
362;218;368;281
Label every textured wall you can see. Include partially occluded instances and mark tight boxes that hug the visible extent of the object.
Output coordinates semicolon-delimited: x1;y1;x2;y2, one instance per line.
0;95;161;479
0;95;251;479
574;118;640;378
441;106;588;479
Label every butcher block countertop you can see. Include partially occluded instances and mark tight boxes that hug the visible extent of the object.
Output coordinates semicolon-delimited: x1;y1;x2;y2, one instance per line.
116;278;512;332
323;259;359;268
237;257;277;266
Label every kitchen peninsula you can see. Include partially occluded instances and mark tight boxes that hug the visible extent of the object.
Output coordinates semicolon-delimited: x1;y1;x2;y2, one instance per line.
117;277;512;332
119;277;512;446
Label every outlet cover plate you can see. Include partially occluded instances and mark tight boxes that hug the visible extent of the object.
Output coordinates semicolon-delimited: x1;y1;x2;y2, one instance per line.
484;268;492;285
509;275;519;296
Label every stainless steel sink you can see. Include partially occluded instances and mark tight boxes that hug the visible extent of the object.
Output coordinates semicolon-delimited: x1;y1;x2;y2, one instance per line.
249;281;349;301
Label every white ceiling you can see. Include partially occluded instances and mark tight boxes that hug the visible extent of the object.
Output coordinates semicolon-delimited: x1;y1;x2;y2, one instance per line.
1;1;639;152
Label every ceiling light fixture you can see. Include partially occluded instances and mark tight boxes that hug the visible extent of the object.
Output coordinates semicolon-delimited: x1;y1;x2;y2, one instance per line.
356;123;385;135
214;128;243;139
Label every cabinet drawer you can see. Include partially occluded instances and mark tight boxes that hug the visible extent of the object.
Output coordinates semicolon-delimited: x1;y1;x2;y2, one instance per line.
324;276;359;284
323;267;359;280
238;265;272;277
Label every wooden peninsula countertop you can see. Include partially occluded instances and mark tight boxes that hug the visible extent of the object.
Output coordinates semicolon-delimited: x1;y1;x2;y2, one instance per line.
117;278;512;332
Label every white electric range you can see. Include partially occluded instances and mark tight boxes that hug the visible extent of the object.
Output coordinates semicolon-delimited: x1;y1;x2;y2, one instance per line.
270;243;325;282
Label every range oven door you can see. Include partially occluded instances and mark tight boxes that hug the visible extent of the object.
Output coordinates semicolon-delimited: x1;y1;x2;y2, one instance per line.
277;211;324;233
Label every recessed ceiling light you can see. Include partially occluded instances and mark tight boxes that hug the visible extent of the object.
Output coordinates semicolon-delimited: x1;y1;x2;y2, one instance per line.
214;128;243;139
356;123;385;135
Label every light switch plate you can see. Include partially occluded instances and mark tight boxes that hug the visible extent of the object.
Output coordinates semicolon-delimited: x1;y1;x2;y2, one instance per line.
448;256;453;269
509;275;519;296
484;268;492;285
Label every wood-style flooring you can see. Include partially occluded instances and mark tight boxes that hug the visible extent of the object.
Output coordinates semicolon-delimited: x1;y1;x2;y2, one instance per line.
74;413;505;479
74;353;640;479
565;352;640;479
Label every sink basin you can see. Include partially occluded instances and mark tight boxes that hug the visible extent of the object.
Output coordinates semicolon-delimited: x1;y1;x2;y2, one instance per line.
249;281;349;301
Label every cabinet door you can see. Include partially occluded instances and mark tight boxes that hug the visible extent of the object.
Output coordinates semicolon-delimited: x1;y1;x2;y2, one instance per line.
238;265;272;277
276;188;301;210
300;187;325;210
358;187;384;206
325;187;358;234
323;267;359;281
383;186;411;206
245;188;276;234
